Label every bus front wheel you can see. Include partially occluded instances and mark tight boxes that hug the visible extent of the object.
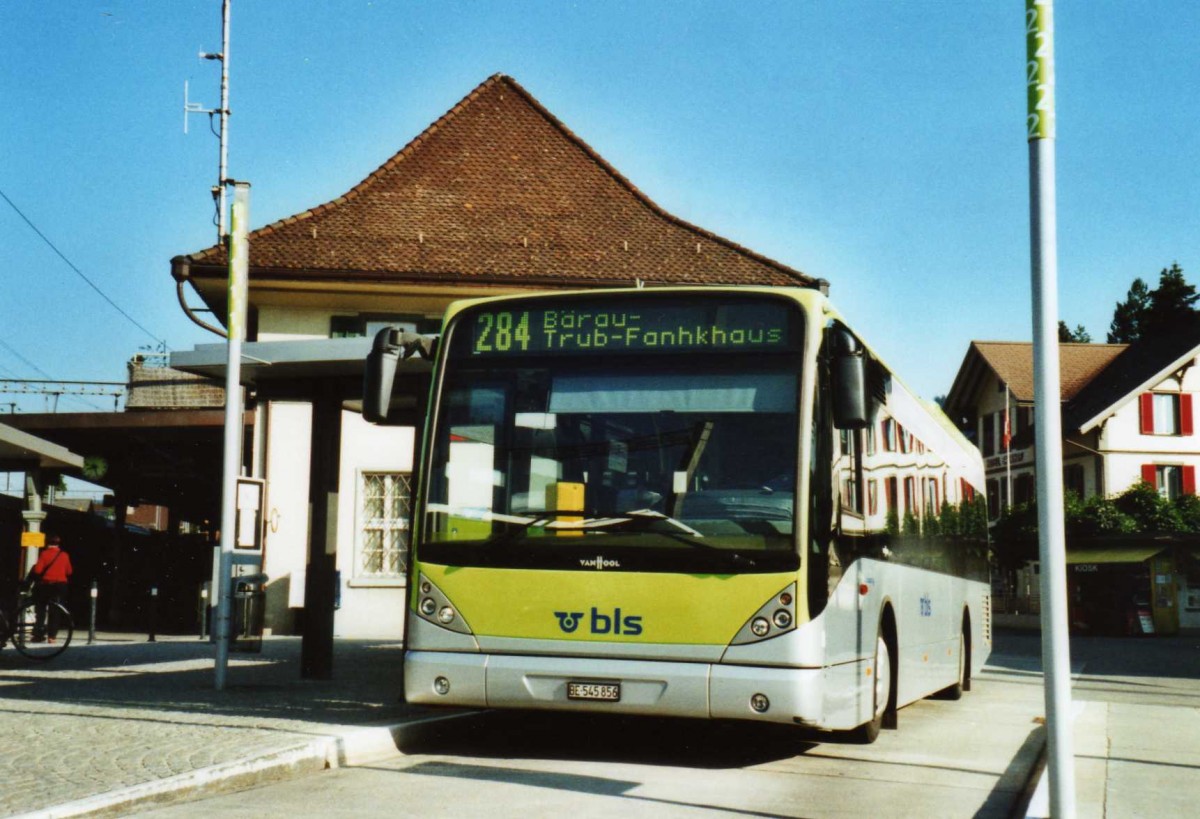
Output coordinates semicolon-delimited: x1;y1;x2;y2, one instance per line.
851;633;892;744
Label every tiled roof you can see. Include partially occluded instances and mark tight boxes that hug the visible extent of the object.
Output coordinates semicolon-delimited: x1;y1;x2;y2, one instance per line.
971;341;1128;402
943;340;1127;420
175;74;813;294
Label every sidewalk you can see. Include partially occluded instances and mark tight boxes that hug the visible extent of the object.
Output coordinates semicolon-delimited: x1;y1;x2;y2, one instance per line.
1015;630;1200;818
0;632;455;818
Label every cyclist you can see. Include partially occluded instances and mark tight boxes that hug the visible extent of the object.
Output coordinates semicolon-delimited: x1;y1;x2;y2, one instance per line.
29;534;72;643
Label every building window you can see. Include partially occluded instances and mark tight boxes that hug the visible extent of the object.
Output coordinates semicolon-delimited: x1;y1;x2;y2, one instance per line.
987;478;1008;520
1142;464;1196;501
1064;463;1086;498
1140;392;1194;436
885;477;898;513
359;472;412;578
882;419;897;452
331;314;440;339
842;477;860;513
868;480;878;515
1014;473;1036;505
981;413;996;457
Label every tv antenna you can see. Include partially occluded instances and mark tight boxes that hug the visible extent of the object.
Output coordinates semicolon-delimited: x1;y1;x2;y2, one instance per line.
179;0;233;339
182;0;232;242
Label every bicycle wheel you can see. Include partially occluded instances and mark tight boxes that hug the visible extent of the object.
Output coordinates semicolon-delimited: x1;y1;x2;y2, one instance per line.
14;601;72;660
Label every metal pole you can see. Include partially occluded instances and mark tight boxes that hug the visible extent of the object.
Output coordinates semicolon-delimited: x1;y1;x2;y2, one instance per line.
200;582;210;641
1026;2;1076;816
214;182;250;690
1006;384;1013;510
148;586;158;643
216;0;231;241
88;580;97;644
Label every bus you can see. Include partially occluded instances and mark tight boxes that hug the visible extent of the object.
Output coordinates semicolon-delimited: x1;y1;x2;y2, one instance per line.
364;286;990;742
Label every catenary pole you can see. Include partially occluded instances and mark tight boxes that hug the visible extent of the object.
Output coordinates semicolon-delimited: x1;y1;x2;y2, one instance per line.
1026;2;1076;816
216;0;231;241
214;182;250;691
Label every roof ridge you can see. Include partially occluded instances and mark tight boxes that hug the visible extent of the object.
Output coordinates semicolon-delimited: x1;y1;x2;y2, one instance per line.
973;339;1128;348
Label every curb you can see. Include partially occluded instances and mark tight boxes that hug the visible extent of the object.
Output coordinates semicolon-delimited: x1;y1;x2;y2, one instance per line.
10;712;482;819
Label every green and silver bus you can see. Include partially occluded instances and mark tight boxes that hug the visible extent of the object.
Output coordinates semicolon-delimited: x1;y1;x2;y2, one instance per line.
365;286;989;741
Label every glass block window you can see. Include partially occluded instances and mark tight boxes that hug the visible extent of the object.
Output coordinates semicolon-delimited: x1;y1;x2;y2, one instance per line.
359;472;412;578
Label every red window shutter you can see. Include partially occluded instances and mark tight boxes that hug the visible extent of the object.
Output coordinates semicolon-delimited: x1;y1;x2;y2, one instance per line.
1140;393;1155;434
1185;466;1197;495
1182;394;1194;436
1141;463;1157;487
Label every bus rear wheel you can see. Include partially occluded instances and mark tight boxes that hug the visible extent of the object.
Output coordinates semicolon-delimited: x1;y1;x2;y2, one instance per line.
850;634;891;744
935;624;969;701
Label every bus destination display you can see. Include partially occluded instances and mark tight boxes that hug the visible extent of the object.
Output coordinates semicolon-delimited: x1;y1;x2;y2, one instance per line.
462;299;793;357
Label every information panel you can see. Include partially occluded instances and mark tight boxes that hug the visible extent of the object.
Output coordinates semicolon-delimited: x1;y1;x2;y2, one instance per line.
457;297;795;357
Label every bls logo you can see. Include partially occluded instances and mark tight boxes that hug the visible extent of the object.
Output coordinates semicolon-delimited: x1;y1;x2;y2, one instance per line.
554;607;643;636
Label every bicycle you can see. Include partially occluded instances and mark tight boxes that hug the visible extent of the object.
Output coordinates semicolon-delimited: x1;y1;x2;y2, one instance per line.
0;585;74;661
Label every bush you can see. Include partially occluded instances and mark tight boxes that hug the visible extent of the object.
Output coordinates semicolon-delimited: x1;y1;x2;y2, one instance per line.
1114;481;1183;532
1174;493;1200;532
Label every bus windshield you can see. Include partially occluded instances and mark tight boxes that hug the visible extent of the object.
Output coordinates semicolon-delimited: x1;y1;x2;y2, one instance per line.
421;296;803;574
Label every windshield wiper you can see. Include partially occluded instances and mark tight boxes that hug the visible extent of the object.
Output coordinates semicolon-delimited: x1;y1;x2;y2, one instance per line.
428;504;753;564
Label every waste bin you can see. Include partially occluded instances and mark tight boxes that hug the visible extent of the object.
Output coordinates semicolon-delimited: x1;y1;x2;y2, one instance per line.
232;581;265;653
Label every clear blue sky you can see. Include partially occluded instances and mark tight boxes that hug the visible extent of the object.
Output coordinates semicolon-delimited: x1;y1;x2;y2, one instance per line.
2;1;1197;411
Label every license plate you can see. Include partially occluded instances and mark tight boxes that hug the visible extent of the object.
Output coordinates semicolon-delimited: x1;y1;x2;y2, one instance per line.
567;682;621;702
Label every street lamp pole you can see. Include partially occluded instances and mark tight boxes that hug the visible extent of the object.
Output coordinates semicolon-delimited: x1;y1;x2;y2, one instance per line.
1026;2;1076;816
214;181;250;691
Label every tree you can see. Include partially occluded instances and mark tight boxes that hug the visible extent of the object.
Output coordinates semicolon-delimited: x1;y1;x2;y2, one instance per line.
1057;321;1091;343
1107;264;1198;343
1145;262;1199;336
1107;277;1151;343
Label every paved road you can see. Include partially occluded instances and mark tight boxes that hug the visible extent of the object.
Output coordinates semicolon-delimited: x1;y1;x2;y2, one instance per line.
0;634;420;818
135;634;1050;818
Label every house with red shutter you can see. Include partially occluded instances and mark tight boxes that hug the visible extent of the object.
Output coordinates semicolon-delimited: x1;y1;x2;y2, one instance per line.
945;327;1200;634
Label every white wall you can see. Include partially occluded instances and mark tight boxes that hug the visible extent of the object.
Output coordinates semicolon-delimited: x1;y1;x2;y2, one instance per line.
1099;370;1200;496
334;411;416;639
261;401;313;633
257;306;335;340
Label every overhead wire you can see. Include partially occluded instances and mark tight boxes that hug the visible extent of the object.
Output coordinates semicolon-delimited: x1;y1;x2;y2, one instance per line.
0;186;168;349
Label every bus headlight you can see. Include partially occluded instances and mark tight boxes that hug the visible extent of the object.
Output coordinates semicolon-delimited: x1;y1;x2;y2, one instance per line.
414;574;474;635
729;583;798;646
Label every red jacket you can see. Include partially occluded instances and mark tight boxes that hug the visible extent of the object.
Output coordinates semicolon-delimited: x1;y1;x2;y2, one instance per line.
33;546;72;585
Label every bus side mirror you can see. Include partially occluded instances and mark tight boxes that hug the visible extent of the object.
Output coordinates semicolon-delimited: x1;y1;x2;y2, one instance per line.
363;327;439;423
364;327;403;423
831;328;868;430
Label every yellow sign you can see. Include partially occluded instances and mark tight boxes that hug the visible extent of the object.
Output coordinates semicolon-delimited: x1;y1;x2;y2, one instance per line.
20;531;46;549
1026;0;1056;140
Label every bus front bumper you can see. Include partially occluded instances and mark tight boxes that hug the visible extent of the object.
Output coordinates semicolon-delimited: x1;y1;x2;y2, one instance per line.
404;650;824;727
